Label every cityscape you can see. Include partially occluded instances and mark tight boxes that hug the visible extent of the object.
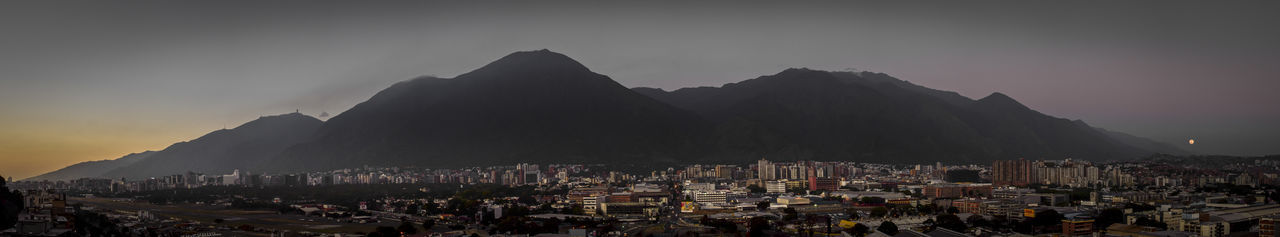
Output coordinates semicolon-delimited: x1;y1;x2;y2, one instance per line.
3;1;1279;237
7;156;1280;236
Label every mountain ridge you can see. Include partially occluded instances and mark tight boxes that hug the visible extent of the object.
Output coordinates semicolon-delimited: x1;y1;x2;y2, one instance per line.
264;50;710;172
28;50;1189;180
101;112;323;179
22;151;155;181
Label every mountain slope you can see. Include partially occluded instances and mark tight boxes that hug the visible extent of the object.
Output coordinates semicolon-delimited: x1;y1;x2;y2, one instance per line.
23;151;155;181
637;68;1159;163
266;50;709;171
1096;128;1190;155
102;113;322;179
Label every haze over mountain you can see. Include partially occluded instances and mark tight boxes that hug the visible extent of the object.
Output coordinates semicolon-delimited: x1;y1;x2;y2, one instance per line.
22;151;154;182
29;50;1187;179
102;113;323;179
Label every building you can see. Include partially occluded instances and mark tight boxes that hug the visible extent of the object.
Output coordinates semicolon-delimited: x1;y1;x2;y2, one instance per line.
1180;204;1280;236
1063;216;1095;236
1028;193;1070;206
992;188;1035;199
993;159;1033;187
808;177;838;191
950;199;985;214
694;191;728;204
582;195;602;215
923;183;992;199
1033;159;1101;187
765;180;787;193
1262;215;1279;237
757;159;776;180
601;202;658;218
1105;224;1162;237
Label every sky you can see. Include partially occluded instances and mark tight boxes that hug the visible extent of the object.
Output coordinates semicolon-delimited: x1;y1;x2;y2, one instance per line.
2;1;1278;180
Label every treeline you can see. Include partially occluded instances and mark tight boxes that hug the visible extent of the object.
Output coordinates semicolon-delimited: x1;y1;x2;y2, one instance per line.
103;183;565;210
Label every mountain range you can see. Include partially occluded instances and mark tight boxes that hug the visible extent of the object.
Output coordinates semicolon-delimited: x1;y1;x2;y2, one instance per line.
25;49;1186;181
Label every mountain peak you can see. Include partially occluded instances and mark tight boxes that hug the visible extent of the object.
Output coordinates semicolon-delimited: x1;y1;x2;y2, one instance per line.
977;92;1030;111
470;49;589;75
234;112;322;131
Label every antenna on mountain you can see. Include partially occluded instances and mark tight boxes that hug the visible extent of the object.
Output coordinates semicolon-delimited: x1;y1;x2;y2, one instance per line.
295;109;300;114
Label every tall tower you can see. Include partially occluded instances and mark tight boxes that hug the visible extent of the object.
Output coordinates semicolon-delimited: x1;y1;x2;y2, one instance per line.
757;158;775;180
993;159;1033;187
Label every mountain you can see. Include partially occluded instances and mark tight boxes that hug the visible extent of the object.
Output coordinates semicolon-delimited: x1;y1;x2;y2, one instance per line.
265;50;709;171
22;151;155;181
33;50;1185;178
101;113;323;179
636;69;1170;163
1096;128;1190;155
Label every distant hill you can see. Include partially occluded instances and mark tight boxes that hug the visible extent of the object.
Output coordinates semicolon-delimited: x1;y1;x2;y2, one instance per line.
102;113;322;179
22;151;155;181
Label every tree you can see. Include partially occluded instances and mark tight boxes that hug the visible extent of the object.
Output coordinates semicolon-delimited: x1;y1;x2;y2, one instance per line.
845;208;860;220
404;203;420;215
749;217;770;237
506;205;531;217
859;197;885;205
422;219;436;231
946;206;960;214
480;209;497;225
756;201;770;211
1033;210;1064;227
784;208;799;221
788;187;808;195
423;202;442;215
1134;217;1168;230
870;207;888;218
1096;208;1125;230
701;217;739;233
849;223;870;237
397;221;419;234
565;204;584;215
936;214;968;232
967;215;991;229
747;185;766;193
877;221;899;235
0;181;23;231
379;226;401;236
917;204;938;215
538;218;562;234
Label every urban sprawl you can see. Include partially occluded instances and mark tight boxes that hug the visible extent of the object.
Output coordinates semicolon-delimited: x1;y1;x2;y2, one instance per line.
5;158;1280;237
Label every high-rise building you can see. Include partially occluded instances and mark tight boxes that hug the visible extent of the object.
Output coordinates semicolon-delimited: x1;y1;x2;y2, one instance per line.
993;159;1034;187
715;165;733;179
757;159;776;180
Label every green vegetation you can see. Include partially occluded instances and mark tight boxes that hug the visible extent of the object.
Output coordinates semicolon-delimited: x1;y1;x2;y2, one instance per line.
0;178;22;230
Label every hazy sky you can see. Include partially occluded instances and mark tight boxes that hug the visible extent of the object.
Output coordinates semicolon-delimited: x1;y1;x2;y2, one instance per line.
2;1;1278;179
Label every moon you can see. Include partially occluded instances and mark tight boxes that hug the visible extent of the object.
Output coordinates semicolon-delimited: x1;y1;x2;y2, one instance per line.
1188;139;1195;145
